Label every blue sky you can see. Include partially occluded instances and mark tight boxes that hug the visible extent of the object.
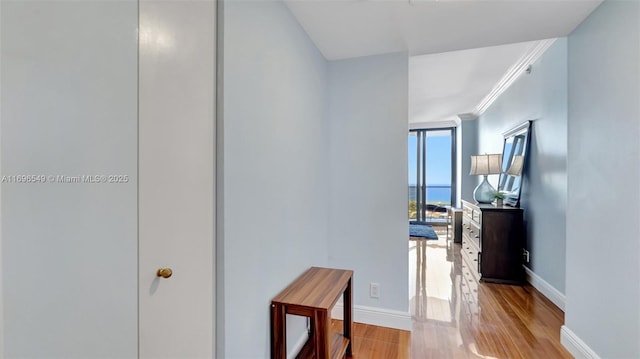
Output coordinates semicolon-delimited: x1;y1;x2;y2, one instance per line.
408;133;452;186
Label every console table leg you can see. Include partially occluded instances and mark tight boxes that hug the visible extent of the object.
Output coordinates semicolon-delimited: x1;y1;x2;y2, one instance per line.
271;304;286;359
313;310;330;359
344;277;353;356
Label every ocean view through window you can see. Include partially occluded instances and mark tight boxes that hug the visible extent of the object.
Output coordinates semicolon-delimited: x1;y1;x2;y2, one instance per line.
408;184;451;204
408;128;456;221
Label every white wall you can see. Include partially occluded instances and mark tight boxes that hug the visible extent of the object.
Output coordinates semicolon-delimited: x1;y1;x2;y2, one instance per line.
476;39;569;295
221;1;329;357
1;1;138;357
565;1;640;357
328;52;409;314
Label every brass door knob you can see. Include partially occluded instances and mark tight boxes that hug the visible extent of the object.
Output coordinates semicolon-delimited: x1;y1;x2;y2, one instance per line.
157;268;173;278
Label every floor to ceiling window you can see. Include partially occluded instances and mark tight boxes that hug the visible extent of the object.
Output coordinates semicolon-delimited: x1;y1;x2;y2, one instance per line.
408;128;456;222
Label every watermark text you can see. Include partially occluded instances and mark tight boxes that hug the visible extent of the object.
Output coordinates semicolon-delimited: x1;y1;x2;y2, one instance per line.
1;174;130;184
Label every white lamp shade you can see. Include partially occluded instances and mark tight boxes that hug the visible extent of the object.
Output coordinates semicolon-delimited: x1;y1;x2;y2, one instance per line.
507;155;524;176
469;154;502;176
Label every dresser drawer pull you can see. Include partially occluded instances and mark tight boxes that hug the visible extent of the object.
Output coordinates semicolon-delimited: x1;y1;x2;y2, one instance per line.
477;252;482;273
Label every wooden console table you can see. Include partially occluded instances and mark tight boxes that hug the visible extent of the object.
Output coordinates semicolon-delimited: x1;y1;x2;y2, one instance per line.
271;267;353;359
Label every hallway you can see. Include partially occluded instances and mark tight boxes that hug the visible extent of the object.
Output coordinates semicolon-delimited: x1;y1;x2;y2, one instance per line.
408;229;572;358
333;229;572;358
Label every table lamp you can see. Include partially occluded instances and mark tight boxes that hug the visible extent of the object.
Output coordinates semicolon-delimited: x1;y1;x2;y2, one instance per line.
470;154;502;203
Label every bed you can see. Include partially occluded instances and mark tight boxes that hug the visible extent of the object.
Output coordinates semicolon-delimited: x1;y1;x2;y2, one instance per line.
409;221;438;240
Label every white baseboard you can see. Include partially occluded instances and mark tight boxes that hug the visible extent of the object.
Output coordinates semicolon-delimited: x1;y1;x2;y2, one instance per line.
287;330;309;359
524;266;566;311
561;325;601;359
331;304;412;331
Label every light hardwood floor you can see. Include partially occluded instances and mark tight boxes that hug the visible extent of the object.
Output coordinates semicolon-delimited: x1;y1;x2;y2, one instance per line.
332;228;572;358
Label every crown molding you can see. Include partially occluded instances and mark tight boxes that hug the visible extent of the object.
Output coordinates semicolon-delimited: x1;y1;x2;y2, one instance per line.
457;113;478;121
473;38;557;117
409;118;459;130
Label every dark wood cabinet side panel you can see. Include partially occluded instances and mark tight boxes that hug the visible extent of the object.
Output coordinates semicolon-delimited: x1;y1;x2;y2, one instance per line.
480;210;524;282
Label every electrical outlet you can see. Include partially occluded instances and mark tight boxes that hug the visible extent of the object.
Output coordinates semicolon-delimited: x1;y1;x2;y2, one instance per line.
523;249;530;263
370;282;380;298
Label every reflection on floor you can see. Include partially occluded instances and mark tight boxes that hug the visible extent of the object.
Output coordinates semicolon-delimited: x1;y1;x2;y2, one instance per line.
410;228;457;323
332;228;572;358
408;227;572;358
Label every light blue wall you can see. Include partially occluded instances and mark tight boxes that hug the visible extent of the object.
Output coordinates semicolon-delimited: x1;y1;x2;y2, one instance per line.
222;2;330;357
328;52;409;312
565;1;640;357
222;3;412;355
476;39;569;294
460;119;479;203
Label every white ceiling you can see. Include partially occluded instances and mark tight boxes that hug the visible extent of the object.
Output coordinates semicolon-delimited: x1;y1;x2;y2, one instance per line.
285;0;602;61
409;41;538;126
284;0;601;124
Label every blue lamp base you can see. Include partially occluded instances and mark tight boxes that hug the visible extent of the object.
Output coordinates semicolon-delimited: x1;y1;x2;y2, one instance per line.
473;175;496;204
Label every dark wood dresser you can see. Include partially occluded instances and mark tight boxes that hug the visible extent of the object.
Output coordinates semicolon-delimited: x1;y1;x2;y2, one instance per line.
461;200;524;284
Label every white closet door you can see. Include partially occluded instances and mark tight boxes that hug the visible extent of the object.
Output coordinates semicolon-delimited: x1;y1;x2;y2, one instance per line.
1;1;138;357
138;1;216;358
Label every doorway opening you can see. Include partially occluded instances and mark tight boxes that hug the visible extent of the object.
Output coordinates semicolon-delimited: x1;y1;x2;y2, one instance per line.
408;128;457;225
408;127;458;329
